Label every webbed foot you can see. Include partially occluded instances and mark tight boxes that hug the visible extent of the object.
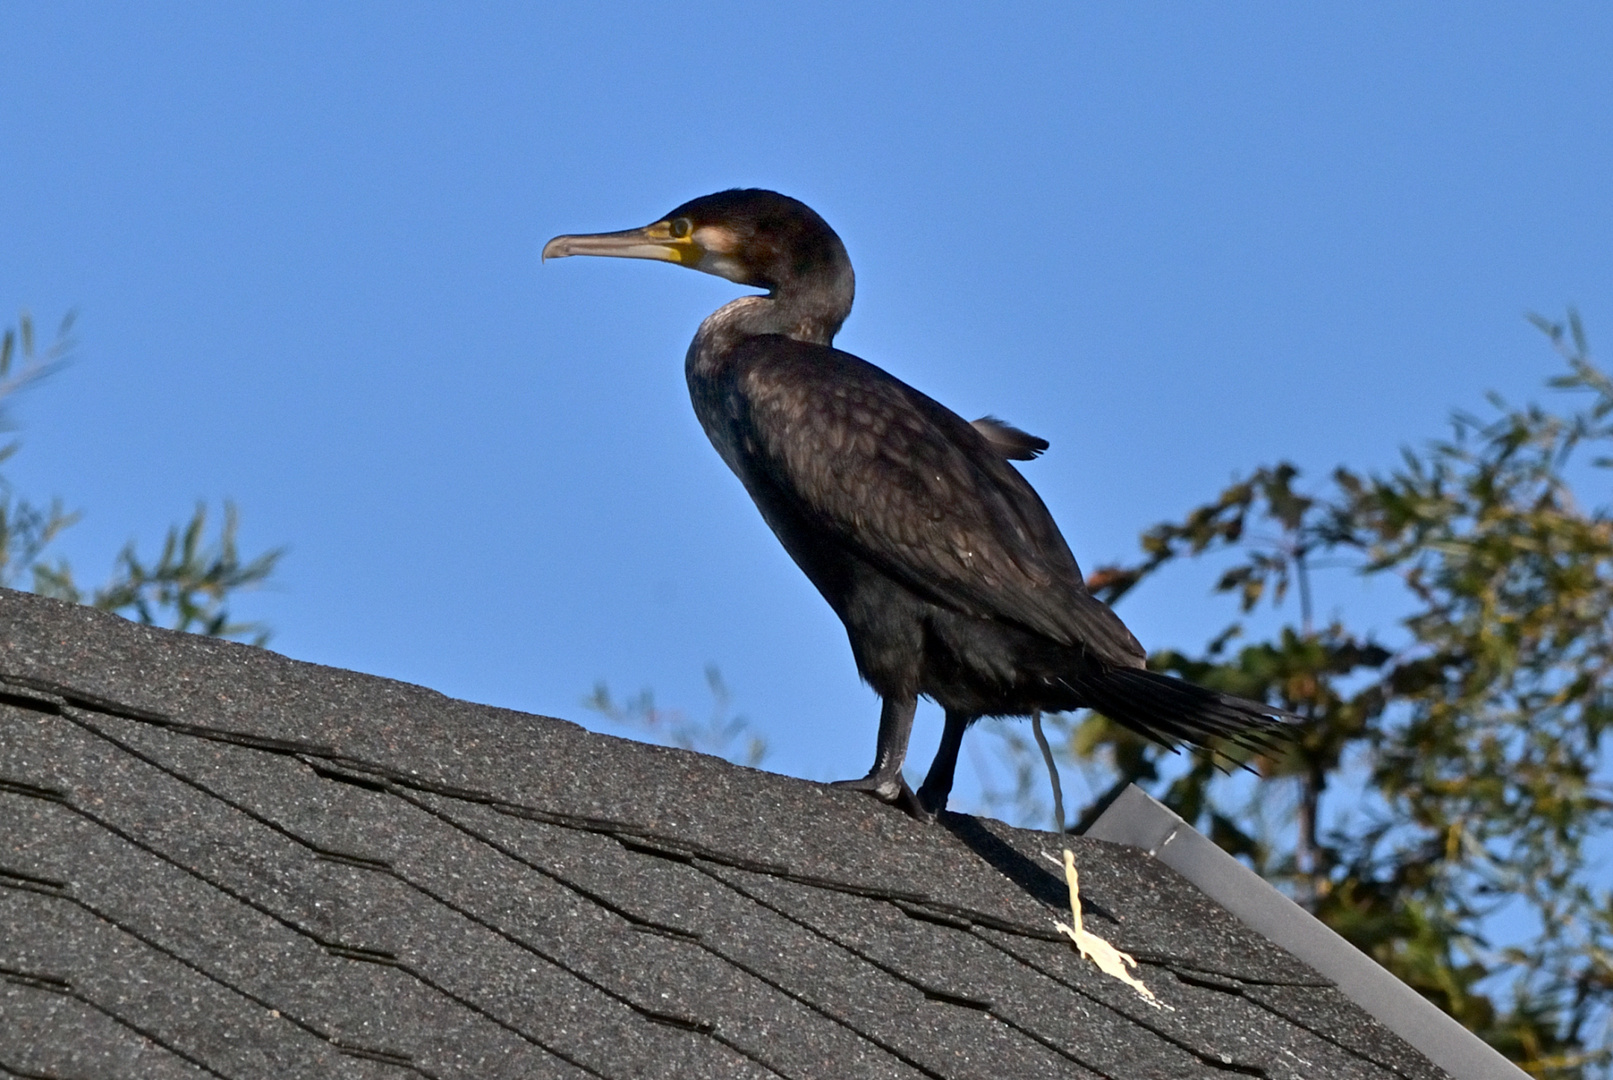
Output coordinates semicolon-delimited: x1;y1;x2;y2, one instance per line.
831;773;933;821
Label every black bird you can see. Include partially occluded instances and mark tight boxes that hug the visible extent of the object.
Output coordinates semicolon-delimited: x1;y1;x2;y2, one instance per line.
544;189;1292;817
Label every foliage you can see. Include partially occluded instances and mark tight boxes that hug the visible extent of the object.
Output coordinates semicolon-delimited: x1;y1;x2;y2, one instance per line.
0;311;80;582
584;665;768;767
35;502;281;644
986;311;1611;1076
0;311;282;643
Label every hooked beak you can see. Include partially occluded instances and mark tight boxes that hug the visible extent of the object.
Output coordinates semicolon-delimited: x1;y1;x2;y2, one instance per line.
542;220;702;268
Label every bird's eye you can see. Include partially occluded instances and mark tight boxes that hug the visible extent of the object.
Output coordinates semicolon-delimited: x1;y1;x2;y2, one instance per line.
668;217;693;239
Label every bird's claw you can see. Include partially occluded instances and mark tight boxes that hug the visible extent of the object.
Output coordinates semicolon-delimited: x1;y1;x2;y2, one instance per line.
914;783;948;820
830;771;905;800
830;774;935;822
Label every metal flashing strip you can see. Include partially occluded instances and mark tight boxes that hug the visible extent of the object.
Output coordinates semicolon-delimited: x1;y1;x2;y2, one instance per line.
1085;785;1527;1080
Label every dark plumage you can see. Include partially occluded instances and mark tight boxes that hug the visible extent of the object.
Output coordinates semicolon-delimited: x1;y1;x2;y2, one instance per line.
545;189;1293;818
970;416;1049;461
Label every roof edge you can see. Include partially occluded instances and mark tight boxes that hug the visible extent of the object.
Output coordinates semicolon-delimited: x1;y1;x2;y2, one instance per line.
1085;784;1526;1080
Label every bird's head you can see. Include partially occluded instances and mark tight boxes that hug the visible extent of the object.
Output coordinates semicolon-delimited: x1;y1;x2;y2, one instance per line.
543;189;852;302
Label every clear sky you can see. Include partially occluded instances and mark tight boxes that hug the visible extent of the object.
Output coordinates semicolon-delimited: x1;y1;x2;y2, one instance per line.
4;4;1611;811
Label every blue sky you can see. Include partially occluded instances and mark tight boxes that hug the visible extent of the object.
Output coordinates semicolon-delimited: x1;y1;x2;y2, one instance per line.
4;4;1611;810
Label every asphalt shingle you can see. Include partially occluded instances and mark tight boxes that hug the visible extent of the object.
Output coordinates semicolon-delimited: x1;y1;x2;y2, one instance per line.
0;975;216;1080
0;589;1461;1079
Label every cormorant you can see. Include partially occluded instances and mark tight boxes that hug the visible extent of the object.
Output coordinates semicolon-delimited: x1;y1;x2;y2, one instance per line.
544;189;1293;818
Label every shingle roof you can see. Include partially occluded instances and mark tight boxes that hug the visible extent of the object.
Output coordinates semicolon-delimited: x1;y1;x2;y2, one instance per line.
1;588;1464;1079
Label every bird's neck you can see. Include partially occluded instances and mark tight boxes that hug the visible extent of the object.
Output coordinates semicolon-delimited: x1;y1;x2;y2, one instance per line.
692;266;855;359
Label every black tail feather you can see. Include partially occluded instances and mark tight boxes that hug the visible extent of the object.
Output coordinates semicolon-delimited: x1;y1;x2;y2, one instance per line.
1071;667;1298;761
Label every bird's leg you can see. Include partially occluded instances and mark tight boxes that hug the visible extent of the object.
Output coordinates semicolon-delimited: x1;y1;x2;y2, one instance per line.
916;709;972;818
831;694;918;805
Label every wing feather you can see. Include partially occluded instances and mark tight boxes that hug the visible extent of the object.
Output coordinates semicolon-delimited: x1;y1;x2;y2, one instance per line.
726;337;1143;667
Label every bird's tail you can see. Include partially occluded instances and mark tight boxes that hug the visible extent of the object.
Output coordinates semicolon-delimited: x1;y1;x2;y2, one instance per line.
1070;667;1297;760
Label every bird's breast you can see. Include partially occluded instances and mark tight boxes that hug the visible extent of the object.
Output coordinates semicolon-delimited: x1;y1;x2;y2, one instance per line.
684;348;756;486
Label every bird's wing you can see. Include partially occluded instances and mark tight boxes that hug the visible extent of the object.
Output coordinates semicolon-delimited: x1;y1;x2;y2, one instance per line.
728;338;1144;666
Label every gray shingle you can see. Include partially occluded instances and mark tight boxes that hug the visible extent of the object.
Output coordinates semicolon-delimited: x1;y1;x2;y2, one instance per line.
0;589;1470;1079
0;789;580;1080
947;816;1326;984
0;887;350;1079
60;710;877;1076
706;864;1213;1079
0;977;215;1080
1244;983;1452;1080
7;705;770;1080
